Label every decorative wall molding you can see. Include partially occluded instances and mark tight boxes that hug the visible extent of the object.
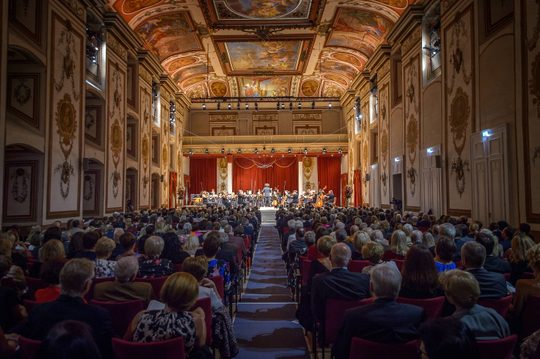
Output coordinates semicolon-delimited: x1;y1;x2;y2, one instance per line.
58;0;85;22
107;34;128;62
401;27;422;56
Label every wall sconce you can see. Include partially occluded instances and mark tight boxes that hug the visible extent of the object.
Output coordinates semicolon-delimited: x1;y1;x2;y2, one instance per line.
281;102;285;110
394;156;401;163
276;102;280;110
271;148;275;153
245;103;249;110
298;102;302;109
237;148;242;154
254;148;259;154
188;149;193;156
482;129;493;141
328;102;332;109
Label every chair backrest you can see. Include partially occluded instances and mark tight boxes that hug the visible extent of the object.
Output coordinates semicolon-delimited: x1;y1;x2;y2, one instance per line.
90;299;145;337
209;275;225;299
521;295;540;338
348;260;371;273
393;259;404;271
25;276;48;293
349;338;419;359
396;296;445;319
112;337;185;359
477;335;517;359
19;336;42;359
323;297;373;345
191;297;212;346
135;276;168;298
301;258;312;286
478;295;513;318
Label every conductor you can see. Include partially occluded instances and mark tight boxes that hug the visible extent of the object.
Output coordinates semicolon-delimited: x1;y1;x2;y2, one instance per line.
262;183;272;206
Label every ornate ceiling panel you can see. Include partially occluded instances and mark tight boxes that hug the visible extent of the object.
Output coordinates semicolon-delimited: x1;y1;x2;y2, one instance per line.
111;0;416;98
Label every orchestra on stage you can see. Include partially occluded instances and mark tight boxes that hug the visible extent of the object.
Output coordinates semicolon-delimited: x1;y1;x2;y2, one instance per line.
189;183;336;209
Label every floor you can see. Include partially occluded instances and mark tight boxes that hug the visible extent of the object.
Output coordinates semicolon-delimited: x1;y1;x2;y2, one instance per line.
233;208;311;359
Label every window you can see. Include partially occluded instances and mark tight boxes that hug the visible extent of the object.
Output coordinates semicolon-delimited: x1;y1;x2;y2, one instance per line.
392;55;403;106
354;97;362;134
151;133;159;165
152;82;160;124
422;1;441;83
169;100;176;135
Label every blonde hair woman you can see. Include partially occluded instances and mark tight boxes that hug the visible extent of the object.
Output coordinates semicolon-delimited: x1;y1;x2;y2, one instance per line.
385;230;409;260
508;234;536;284
512;244;540;318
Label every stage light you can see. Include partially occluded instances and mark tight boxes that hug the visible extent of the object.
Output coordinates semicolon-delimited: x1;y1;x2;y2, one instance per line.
311;101;315;109
202;103;206;110
328;102;332;109
289;102;293;110
204;148;209;154
245;103;249;110
227;103;232;110
298;102;302;109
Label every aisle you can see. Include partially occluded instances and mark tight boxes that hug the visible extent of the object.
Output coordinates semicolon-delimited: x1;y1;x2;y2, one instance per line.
233;208;310;359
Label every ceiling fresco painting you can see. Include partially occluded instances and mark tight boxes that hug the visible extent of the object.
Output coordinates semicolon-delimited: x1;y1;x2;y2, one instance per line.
112;0;417;98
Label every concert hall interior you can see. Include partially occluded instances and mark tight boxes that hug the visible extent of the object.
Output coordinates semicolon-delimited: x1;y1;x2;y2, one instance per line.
1;0;540;358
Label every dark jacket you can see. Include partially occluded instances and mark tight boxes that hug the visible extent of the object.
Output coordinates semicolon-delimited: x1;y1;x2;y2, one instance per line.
311;268;370;321
332;298;425;359
467;268;508;299
483;256;511;274
16;295;113;358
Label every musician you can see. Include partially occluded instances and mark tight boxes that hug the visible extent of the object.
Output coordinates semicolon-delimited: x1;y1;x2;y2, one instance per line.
326;189;335;207
291;190;299;206
237;190;245;206
262;183;272;206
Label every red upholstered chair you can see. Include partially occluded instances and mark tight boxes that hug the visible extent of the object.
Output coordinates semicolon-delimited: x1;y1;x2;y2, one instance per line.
87;276;115;301
112;337;186;359
90;299;145;337
348;260;371;273
135;276;168;299
191;297;212;346
25;277;47;293
209;275;225;300
348;338;419;359
477;335;518;359
396;296;445;319
300;258;312;287
520;295;540;338
18;336;42;359
478;295;513;318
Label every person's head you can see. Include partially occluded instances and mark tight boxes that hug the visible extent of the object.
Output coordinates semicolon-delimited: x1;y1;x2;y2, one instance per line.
329;242;352;268
422;232;436;249
60;259;95;297
317;235;337;258
68;232;85;257
82;231;99;251
202;231;221;258
304;231;316;246
181;256;208;282
390;230;409;256
361;241;385;264
39;320;101;359
527;243;540;276
510;234;536;263
160;272;199;311
144;236;165;258
460;241;486;269
95;237;115;260
435;236;456;262
115;256;139;283
353;231;370;253
475;231;495;256
370;264;402;299
119;232;136;251
43;226;63;244
419;318;478;359
184;235;201;252
440;269;480;309
439;223;456;239
113;228;124;243
0;255;12;277
402;245;438;292
40;259;65;285
39;239;66;262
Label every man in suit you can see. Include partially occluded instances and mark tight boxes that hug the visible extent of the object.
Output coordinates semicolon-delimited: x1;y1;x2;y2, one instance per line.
311;243;370;324
332;265;425;359
14;258;113;358
93;256;153;304
461;241;509;298
476;232;511;274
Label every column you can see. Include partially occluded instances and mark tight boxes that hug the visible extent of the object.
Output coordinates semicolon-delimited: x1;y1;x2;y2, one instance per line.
298;157;304;196
227;159;233;193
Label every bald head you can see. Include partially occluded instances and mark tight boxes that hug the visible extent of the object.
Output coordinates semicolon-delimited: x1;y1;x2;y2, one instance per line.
330;242;352;268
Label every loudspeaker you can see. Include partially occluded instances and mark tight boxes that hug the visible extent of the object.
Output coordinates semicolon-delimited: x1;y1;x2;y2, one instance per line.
435;155;442;168
82;158;90;171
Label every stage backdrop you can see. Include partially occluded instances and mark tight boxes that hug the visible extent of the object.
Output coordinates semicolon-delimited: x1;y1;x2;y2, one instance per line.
233;157;298;192
189;158;217;195
317;157;342;204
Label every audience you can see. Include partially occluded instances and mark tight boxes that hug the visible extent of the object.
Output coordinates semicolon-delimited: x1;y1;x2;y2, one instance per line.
138;236;174;277
333;265;425;359
419;317;479;359
35;259;65;303
400;245;443;298
434;236;456;273
38;320;102;359
508;234;536;285
476;231;511;274
511;243;540;318
95;237;116;278
440;270;510;340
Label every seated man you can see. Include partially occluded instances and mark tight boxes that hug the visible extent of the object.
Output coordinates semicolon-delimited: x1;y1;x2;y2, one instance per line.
93;256;153;304
311;243;370;326
476;232;511;274
332;264;425;359
14;259;113;358
461;241;509;298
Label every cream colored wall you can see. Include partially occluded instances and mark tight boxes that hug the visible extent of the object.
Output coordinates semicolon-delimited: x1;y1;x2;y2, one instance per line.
421;79;443;148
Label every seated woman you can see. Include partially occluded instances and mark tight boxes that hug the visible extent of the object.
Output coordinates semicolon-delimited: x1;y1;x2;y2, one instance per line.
29;239;65;278
511;243;540;319
419;317;479;358
138;236;174;278
126;272;208;358
35;259;65;303
508;234;536;285
351;231;370;260
400;245;443;298
434;236;457;273
182;257;239;358
183;235;201;257
200;232;231;292
161;232;190;266
383;230;408;260
440;269;510;340
361;241;398;274
95;237;116;278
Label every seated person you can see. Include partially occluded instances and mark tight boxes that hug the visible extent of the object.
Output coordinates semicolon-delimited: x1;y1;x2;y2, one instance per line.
0;256;26;331
511;243;540;318
383;230;408;260
400;245;443;298
95;237;116;278
93;256;153;304
434;236;457;273
476;232;511;274
201;231;232;292
361;241;398;275
138;236;174;277
75;232;99;261
13;259;113;357
116;232;137;259
332;265;425;359
125;272;208;358
419;317;479;359
311;243;370;327
440;269;510;340
38;320;101;359
461;242;508;299
35;259;65;303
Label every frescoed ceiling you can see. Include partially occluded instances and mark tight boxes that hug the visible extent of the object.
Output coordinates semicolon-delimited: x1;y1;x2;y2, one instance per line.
111;0;416;99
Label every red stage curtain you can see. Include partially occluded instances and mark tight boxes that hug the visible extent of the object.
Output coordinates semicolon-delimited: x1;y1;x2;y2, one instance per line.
189;158;217;194
340;173;348;207
354;170;362;206
317;157;341;202
233;157;298;192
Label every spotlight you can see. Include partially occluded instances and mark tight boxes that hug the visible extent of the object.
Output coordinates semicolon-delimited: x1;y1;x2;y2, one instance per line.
298;102;302;109
217;102;221;110
311;101;315;109
338;148;343;155
255;102;259;111
328;102;332;109
287;148;292;154
289;102;293;110
220;148;225;154
303;148;308;155
245;103;249;110
227;103;232;110
322;147;327;154
202;103;206;110
188;149;193;156
204;148;209;154
281;102;285;110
